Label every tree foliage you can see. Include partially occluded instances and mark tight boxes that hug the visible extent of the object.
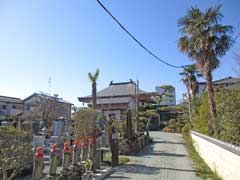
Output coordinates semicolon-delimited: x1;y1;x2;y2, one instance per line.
0;126;33;180
192;87;240;146
180;64;200;99
72;108;98;139
88;69;100;109
217;88;240;145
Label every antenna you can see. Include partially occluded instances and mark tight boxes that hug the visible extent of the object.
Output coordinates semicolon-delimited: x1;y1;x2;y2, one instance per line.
48;76;52;96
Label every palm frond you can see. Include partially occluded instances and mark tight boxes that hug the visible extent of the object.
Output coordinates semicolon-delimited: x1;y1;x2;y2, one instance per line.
88;69;100;83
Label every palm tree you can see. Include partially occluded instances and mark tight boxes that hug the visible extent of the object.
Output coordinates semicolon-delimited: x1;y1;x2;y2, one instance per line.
88;69;100;109
178;5;233;135
180;64;199;100
180;64;199;126
88;68;100;171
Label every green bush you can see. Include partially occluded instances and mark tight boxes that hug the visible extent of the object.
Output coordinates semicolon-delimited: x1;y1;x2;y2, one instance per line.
217;88;240;146
72;108;98;139
192;93;210;135
182;123;190;135
0;126;33;180
192;87;240;146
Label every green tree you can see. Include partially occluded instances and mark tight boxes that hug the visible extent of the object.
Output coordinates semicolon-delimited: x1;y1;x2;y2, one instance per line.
0;126;33;180
178;5;233;135
72;108;98;139
88;69;100;109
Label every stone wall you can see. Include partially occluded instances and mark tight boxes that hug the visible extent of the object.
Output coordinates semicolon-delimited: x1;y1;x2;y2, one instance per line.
191;131;240;180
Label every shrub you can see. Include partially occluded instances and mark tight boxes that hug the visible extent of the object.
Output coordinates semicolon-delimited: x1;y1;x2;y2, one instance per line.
72;108;98;139
192;93;210;135
0;126;33;180
182;123;190;135
192;87;240;145
217;88;240;145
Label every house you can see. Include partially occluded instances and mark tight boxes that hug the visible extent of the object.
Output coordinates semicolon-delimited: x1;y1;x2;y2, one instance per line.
0;95;23;122
78;80;153;121
197;76;240;96
155;85;176;106
23;93;73;122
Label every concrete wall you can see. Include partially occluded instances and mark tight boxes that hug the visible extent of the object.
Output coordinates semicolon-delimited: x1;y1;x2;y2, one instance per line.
191;131;240;180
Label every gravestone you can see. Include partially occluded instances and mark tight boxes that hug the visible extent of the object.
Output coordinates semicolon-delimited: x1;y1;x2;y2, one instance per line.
52;120;65;136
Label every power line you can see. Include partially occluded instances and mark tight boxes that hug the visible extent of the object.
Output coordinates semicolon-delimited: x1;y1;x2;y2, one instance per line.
96;0;185;69
231;31;240;47
230;22;240;48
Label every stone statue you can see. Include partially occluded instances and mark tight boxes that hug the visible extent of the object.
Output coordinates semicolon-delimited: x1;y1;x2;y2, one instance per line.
81;137;88;161
62;142;72;170
49;143;59;176
88;137;95;160
32;146;44;180
72;140;80;166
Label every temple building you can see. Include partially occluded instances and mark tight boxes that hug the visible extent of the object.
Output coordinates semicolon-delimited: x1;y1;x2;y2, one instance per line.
78;80;153;121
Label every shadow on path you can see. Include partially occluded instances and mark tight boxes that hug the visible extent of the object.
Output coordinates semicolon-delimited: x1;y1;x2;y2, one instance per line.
116;164;160;175
153;140;185;145
107;175;131;179
113;164;196;176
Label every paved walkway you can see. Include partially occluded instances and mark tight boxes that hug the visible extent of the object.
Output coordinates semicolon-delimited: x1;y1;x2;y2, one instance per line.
105;131;201;180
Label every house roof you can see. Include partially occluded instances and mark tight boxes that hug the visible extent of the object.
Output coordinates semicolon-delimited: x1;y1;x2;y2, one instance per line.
199;76;240;85
0;95;22;104
23;93;73;105
213;77;240;85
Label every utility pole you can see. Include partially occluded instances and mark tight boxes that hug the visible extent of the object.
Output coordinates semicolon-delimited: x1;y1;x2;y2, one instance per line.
136;80;139;132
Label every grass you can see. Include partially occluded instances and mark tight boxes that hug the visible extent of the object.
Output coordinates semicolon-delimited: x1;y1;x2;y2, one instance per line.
102;152;130;166
184;135;222;180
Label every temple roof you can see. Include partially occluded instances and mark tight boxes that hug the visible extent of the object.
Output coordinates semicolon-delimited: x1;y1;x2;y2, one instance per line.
78;80;151;104
79;81;148;99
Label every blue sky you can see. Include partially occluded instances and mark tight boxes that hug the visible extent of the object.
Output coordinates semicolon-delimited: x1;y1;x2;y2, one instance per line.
0;0;239;105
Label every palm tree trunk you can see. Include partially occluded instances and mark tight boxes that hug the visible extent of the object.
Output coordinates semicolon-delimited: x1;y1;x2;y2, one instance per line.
92;82;98;171
205;69;217;135
92;82;97;109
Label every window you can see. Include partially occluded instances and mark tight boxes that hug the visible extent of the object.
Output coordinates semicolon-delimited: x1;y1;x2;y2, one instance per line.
2;105;6;110
12;105;16;109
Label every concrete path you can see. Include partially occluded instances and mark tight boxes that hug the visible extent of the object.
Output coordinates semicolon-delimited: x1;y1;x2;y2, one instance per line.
105;131;201;180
